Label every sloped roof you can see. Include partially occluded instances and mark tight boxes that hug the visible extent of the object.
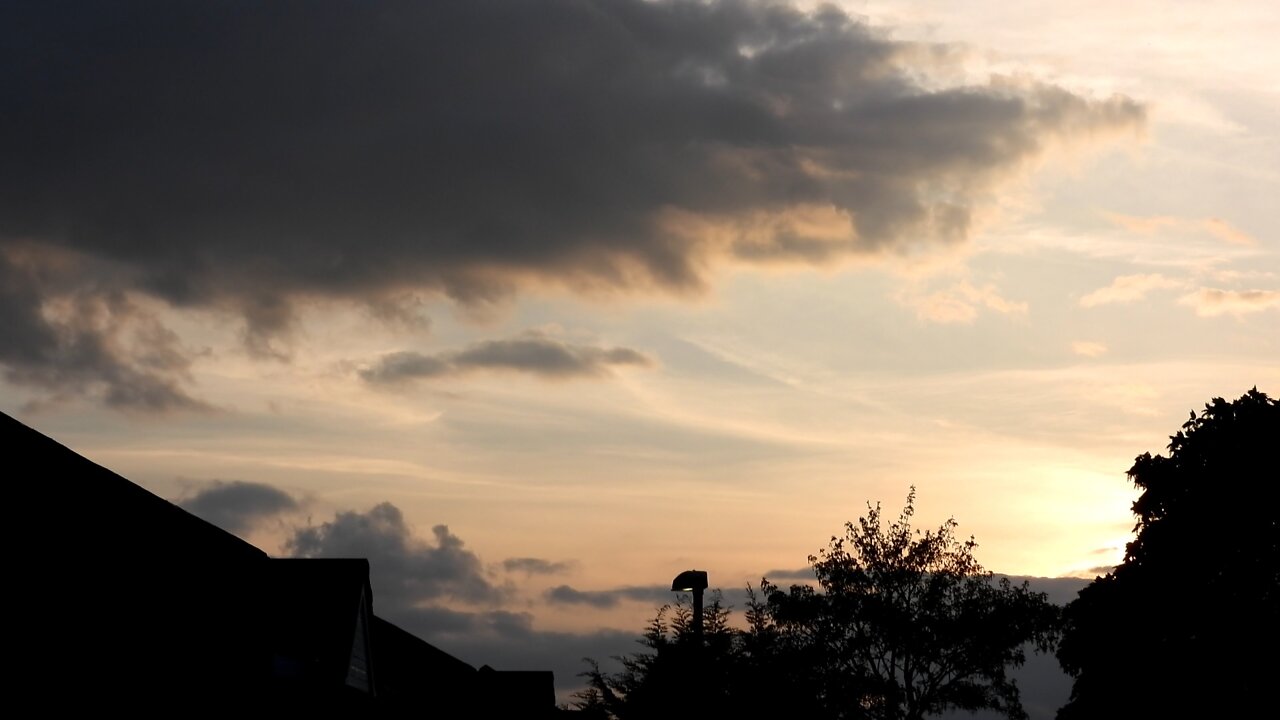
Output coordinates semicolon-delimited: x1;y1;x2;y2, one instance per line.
5;410;479;709
373;615;477;706
264;558;373;687
4;409;267;565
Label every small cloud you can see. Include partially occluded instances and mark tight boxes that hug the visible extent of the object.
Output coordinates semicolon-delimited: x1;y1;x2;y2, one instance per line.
1106;213;1180;235
546;585;619;609
764;566;818;582
913;292;979;324
502;557;575;576
1079;273;1184;307
360;352;451;382
1071;341;1108;358
905;280;1028;324
177;480;300;534
1208;269;1276;283
544;584;672;609
359;333;654;384
1202;218;1256;246
1178;288;1280;317
1106;213;1256;246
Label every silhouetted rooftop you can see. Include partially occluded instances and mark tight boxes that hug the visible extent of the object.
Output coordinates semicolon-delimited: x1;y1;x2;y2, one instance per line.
5;410;517;713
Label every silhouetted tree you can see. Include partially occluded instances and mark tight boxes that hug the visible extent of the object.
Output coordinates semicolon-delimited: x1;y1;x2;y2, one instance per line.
577;490;1058;720
763;488;1059;720
1056;388;1279;718
576;592;743;719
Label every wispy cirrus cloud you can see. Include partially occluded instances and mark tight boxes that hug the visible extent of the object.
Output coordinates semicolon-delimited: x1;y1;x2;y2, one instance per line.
1201;218;1257;247
1107;213;1257;246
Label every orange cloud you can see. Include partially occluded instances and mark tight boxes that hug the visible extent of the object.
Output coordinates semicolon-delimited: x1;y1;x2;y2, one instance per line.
1106;213;1256;246
908;280;1028;324
1178;288;1280;317
1071;341;1108;358
1079;274;1185;307
1202;218;1257;246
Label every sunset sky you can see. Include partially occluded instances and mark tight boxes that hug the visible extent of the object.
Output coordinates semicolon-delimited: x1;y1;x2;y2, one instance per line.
3;0;1276;701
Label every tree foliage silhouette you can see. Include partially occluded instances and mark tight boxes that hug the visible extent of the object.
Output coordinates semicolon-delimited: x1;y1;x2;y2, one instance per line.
575;592;748;719
762;488;1058;720
1056;388;1279;718
577;489;1058;720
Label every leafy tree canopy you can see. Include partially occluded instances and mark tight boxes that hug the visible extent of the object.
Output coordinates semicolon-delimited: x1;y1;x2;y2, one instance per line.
578;489;1059;720
1056;388;1279;718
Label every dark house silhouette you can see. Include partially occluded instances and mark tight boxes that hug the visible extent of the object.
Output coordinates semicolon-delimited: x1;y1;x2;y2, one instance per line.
6;410;554;714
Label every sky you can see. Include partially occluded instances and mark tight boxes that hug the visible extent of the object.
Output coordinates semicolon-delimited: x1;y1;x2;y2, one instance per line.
3;0;1277;707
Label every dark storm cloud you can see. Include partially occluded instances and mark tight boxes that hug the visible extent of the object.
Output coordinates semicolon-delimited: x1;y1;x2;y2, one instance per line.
359;335;654;384
503;557;576;576
177;480;299;534
0;0;1143;407
0;246;208;412
285;501;505;606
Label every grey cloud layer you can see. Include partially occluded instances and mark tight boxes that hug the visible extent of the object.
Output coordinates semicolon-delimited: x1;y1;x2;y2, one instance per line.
503;557;575;576
0;251;208;412
546;584;676;609
0;0;1143;408
763;566;818;581
177;480;300;534
276;502;747;692
279;501;634;692
276;506;1088;700
285;502;505;606
385;603;635;697
546;584;763;610
360;336;653;383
